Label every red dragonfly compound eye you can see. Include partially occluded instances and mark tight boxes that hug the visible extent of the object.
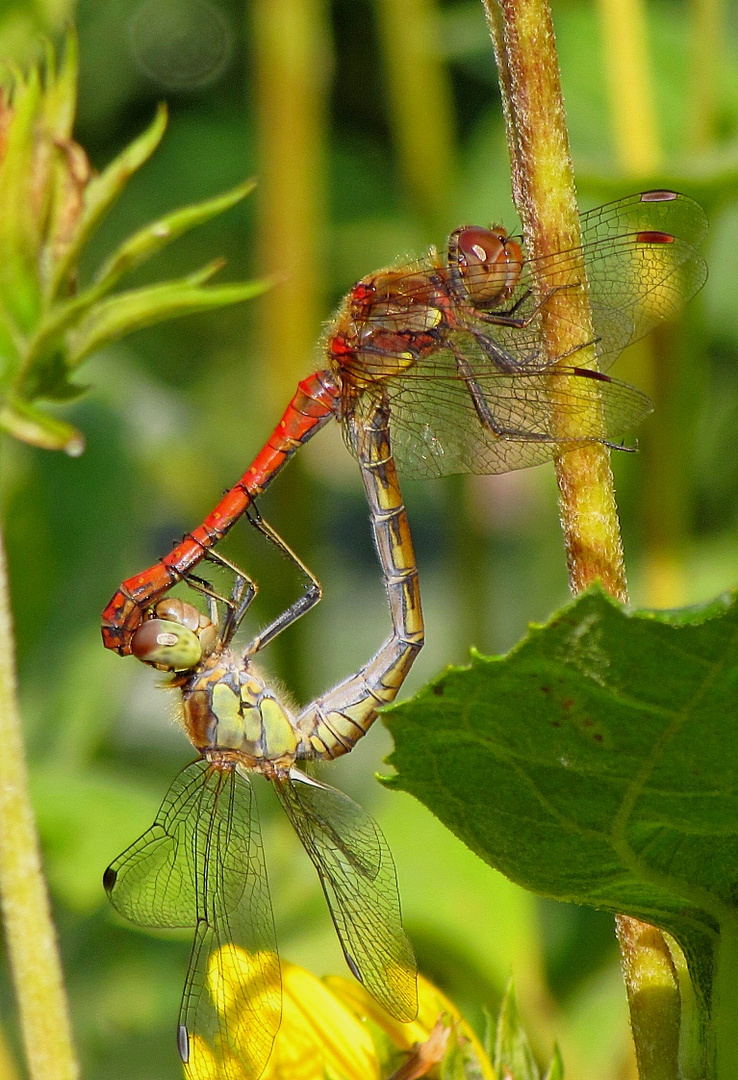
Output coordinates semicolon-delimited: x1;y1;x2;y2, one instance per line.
448;225;524;306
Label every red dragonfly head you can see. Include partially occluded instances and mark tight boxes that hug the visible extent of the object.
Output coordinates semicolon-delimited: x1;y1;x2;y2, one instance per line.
447;225;524;308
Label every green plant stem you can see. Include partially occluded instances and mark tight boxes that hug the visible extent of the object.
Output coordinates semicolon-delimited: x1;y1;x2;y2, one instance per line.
251;0;330;698
482;0;628;602
0;519;79;1080
713;922;738;1080
481;0;681;1074
252;0;329;406
689;0;723;151
375;0;455;235
595;0;660;174
484;0;630;601
616;918;680;1080
667;934;708;1080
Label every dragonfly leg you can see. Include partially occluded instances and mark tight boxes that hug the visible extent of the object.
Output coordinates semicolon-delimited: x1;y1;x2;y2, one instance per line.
241;505;323;656
468;326;531;373
200;549;260;644
451;343;558;443
179;515;322;652
476;281;579;329
296;397;424;759
179;556;258;638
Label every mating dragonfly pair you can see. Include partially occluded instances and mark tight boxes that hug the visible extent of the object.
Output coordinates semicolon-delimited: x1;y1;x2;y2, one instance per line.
102;190;707;1078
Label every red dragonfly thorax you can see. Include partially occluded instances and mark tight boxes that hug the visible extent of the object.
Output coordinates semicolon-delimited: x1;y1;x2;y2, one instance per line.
328;262;448;388
326;226;526;391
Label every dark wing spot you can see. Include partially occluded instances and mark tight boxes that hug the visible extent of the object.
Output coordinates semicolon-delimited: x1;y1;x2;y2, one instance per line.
177;1024;190;1063
345;952;363;982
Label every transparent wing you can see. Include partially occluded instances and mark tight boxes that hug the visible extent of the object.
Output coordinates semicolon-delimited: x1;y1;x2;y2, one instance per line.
346;191;707;377
345;344;653;480
275;770;417;1022
104;759;280;1080
524;190;708;367
447;192;707;371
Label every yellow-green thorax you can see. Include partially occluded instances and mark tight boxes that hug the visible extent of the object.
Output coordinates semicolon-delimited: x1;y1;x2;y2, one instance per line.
181;649;304;772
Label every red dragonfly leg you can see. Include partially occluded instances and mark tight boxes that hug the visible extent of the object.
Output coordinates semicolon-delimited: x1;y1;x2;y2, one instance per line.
101;370;341;655
296;398;424;759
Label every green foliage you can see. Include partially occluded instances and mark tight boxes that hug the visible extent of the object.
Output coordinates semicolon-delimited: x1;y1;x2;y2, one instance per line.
0;34;265;454
385;586;738;1075
494;984;543;1080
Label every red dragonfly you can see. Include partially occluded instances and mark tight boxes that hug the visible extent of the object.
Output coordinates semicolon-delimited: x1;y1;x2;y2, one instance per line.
102;189;707;655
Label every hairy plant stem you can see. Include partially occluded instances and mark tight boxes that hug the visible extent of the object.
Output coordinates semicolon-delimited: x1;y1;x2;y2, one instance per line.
481;0;680;1075
0;519;79;1080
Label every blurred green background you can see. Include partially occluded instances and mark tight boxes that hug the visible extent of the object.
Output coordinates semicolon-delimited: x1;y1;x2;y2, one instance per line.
1;0;737;1077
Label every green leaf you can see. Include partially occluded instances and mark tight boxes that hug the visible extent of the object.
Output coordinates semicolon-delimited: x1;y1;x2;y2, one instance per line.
0;65;43;330
494;983;540;1080
66;271;269;366
31;167;254;359
40;30;77;141
48;104;169;300
0;397;84;454
90;178;256;296
543;1046;564;1080
384;587;738;1077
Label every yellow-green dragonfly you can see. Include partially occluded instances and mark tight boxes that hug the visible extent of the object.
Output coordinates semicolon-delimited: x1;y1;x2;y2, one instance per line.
105;402;423;1078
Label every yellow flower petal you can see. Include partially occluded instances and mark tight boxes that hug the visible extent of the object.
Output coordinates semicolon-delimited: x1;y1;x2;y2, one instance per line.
205;945;282;1077
326;974;497;1080
323;976;428;1050
262;959;379;1080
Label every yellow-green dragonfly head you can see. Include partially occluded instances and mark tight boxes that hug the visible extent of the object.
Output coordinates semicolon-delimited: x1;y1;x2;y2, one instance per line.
130;598;219;672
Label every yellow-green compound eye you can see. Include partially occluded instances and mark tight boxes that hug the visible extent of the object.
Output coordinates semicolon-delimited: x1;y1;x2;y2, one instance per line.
131;618;203;671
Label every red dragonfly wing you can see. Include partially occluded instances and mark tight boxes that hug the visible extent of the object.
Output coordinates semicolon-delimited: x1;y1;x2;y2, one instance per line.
104;760;281;1079
274;769;418;1023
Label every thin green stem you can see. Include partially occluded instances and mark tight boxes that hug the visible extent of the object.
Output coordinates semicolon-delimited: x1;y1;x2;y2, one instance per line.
713;921;738;1080
616;918;681;1080
688;0;723;151
596;0;660;174
375;0;456;235
0;518;79;1080
251;0;330;697
482;0;628;597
